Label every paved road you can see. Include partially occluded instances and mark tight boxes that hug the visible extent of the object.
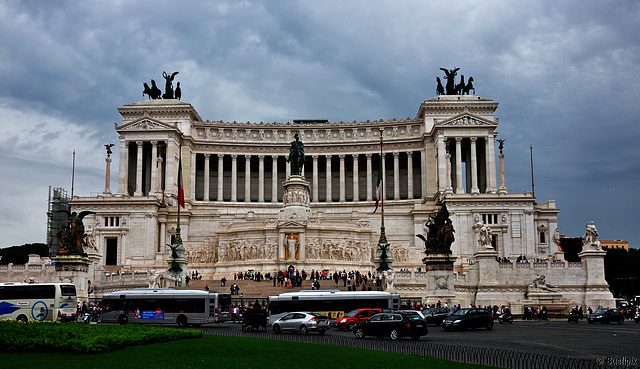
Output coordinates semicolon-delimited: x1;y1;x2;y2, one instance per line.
202;319;640;361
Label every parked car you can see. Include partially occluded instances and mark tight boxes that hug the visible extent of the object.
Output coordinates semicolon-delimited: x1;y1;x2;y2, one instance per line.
335;308;385;330
587;308;624;324
353;311;428;340
442;308;494;330
271;312;330;335
421;307;451;325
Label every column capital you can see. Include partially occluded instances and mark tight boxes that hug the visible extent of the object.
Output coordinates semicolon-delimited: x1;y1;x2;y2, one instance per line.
258;155;265;159
151;140;158;145
245;154;251;159
455;137;463;142
136;140;144;145
393;151;400;157
365;153;372;159
204;153;210;159
312;154;319;159
218;153;225;159
470;137;478;143
325;154;332;159
231;154;238;159
339;154;345;159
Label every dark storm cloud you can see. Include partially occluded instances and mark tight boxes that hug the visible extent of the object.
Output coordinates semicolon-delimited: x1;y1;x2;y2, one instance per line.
0;0;638;248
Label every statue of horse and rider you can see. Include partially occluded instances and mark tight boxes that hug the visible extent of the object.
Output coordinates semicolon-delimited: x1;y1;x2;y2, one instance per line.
437;68;475;96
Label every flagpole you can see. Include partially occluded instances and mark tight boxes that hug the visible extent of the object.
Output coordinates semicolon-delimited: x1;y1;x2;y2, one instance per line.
176;140;183;245
379;128;385;228
71;150;76;198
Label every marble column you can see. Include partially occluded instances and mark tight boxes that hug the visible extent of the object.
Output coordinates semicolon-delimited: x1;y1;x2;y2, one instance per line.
156;156;164;193
104;156;112;195
245;155;251;203
325;155;332;202
258;155;265;202
437;134;447;193
231;154;238;202
499;152;507;194
272;155;278;203
312;155;319;202
366;153;373;201
134;141;144;196
455;137;464;194
486;134;498;193
203;154;210;202
393;152;400;199
150;141;158;194
407;151;413;199
352;154;359;202
470;137;479;195
217;154;224;201
117;140;128;195
339;154;346;202
445;152;454;195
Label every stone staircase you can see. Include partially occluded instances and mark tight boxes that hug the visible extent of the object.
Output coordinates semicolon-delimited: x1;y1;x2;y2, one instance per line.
183;278;381;299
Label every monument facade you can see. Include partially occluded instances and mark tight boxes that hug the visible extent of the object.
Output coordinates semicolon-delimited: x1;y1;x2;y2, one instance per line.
62;73;614;309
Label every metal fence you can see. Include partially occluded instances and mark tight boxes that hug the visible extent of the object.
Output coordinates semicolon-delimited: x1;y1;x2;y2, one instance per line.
201;327;637;369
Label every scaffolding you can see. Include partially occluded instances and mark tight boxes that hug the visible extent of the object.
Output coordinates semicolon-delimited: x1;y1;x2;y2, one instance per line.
46;186;70;257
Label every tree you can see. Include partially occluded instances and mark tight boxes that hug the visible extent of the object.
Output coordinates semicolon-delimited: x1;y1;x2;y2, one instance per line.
559;237;582;262
0;243;48;264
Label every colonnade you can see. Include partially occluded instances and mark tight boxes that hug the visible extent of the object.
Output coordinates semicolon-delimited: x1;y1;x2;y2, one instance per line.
193;151;423;203
437;134;498;194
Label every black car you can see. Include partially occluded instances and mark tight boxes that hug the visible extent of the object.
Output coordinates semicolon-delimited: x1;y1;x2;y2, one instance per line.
587;308;624;324
421;307;451;325
442;308;494;330
353;311;428;340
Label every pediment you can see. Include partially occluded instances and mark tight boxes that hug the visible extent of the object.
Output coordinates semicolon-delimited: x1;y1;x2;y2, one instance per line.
116;117;177;132
436;113;496;127
277;220;308;229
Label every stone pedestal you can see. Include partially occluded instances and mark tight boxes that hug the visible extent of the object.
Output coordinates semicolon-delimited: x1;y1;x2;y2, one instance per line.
473;249;502;307
53;254;91;300
578;249;615;308
278;175;311;223
423;253;457;305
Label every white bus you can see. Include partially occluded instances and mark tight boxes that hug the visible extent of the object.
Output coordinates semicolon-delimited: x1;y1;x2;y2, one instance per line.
267;290;401;324
100;288;232;326
0;282;78;322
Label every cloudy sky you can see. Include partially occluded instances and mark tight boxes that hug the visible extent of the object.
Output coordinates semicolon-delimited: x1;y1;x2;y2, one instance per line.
1;1;639;249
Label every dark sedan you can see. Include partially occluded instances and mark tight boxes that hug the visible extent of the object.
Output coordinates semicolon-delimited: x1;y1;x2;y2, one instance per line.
353;311;428;340
421;307;451;325
442;308;494;330
587;308;624;324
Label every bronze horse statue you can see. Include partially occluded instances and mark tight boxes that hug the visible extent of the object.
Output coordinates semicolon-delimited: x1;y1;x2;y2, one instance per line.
436;77;445;95
462;77;475;95
143;80;162;99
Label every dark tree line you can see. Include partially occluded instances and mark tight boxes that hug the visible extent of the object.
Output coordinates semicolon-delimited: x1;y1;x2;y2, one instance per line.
0;243;48;264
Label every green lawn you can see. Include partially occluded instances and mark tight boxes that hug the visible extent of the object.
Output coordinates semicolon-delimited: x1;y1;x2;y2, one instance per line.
0;334;496;369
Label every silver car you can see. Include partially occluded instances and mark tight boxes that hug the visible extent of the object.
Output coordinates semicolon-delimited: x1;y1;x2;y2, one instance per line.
271;312;330;335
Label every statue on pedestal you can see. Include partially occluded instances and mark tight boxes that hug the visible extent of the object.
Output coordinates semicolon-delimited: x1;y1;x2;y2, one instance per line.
416;201;455;254
56;210;95;255
477;220;493;250
582;221;601;251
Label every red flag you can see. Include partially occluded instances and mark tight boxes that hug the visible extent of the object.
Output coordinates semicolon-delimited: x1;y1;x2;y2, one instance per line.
177;157;185;208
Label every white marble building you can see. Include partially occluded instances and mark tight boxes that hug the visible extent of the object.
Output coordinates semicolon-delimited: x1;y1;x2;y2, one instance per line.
68;95;614;309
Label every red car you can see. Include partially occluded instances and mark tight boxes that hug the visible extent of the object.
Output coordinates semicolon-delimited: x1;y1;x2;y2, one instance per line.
335;308;384;330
